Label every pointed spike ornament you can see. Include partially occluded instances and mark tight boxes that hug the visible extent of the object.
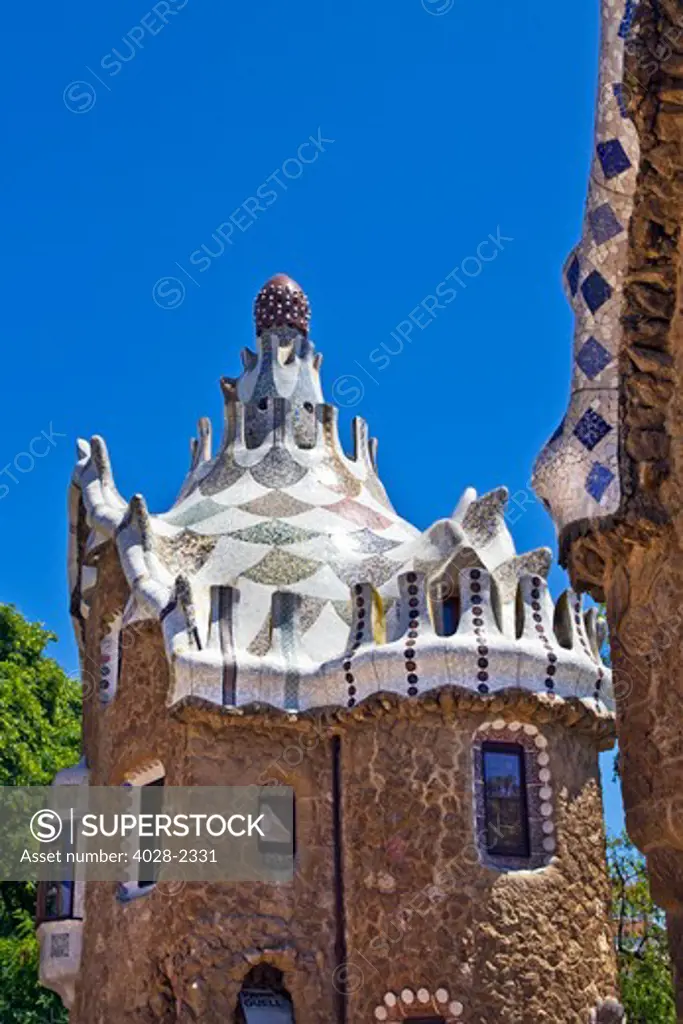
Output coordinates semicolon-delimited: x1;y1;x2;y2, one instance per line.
90;436;113;482
241;348;258;371
126;494;153;552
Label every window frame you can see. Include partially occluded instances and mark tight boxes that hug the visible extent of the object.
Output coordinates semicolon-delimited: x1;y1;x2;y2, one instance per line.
481;740;530;859
473;720;556;871
36;879;75;925
137;775;165;889
117;761;166;902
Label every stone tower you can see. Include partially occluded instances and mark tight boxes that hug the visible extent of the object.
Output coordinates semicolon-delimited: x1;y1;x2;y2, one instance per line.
39;276;619;1023
533;0;683;1011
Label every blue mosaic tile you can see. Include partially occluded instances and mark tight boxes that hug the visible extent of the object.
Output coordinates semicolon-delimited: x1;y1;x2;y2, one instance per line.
574;409;612;451
576;337;612;379
586;462;615;502
589;203;623;245
613;82;629;118
618;0;637;39
581;270;613;313
597;139;632;179
566;255;580;297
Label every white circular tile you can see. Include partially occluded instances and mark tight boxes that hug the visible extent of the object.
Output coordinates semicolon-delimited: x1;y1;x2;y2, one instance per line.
539;786;552;801
492;719;505;730
540;802;553;816
384;993;397;1007
543;836;556;853
537;751;550;766
508;721;521;732
449;1001;464;1017
375;1009;387;1021
435;988;449;1003
401;989;414;1005
417;989;430;1004
523;724;538;736
542;820;555;834
534;734;548;749
539;768;551;783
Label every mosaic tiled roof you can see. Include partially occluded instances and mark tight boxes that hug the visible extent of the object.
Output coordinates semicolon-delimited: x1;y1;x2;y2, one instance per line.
68;276;613;716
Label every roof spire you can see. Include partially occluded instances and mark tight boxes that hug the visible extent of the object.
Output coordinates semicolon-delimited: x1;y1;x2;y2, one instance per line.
254;274;310;336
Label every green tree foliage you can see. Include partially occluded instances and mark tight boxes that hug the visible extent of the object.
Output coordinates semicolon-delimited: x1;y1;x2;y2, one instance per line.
0;605;81;1023
608;833;676;1023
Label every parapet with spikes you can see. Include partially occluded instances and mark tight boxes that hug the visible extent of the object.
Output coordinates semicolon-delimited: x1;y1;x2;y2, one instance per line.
68;275;613;724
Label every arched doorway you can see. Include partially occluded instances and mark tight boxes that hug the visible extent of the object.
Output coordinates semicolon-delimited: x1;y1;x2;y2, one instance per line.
235;965;295;1024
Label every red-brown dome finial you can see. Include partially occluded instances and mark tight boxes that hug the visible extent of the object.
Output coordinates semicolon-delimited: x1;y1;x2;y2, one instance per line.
254;274;310;336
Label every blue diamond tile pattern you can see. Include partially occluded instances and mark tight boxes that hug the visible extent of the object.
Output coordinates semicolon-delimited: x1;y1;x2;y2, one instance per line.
581;270;613;313
576;337;613;379
586;462;615;502
566;255;580;297
574;409;612;451
589;203;623;245
619;0;637;39
597;139;632;179
613;83;629;118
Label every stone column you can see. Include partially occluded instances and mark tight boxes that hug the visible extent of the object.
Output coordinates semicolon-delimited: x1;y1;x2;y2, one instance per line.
533;0;683;1011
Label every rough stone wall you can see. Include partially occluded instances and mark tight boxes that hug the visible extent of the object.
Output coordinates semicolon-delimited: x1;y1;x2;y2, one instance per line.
558;1;683;1015
341;711;617;1024
72;552;617;1022
72;721;338;1023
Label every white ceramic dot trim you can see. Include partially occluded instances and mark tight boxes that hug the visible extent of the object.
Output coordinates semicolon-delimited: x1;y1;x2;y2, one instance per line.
374;988;465;1020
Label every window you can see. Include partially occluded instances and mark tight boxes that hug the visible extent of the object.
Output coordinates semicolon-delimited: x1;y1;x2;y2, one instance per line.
432;581;459;637
257;789;295;878
138;776;165;888
482;742;529;857
441;598;458;636
36;818;79;924
37;880;74;924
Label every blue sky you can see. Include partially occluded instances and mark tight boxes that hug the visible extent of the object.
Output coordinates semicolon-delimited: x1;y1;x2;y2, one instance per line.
0;0;623;831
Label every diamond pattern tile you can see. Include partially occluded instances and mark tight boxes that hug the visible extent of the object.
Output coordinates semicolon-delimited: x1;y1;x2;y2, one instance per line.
327;498;393;530
239;491;312;518
581;270;613;314
589;203;623;245
597;139;632;180
163;497;227;528
348;528;401;555
230;522;317;546
330;554;400;588
250;448;307;488
573;409;612;451
576;337;612;379
242;549;319;585
586;462;615;502
618;0;636;39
